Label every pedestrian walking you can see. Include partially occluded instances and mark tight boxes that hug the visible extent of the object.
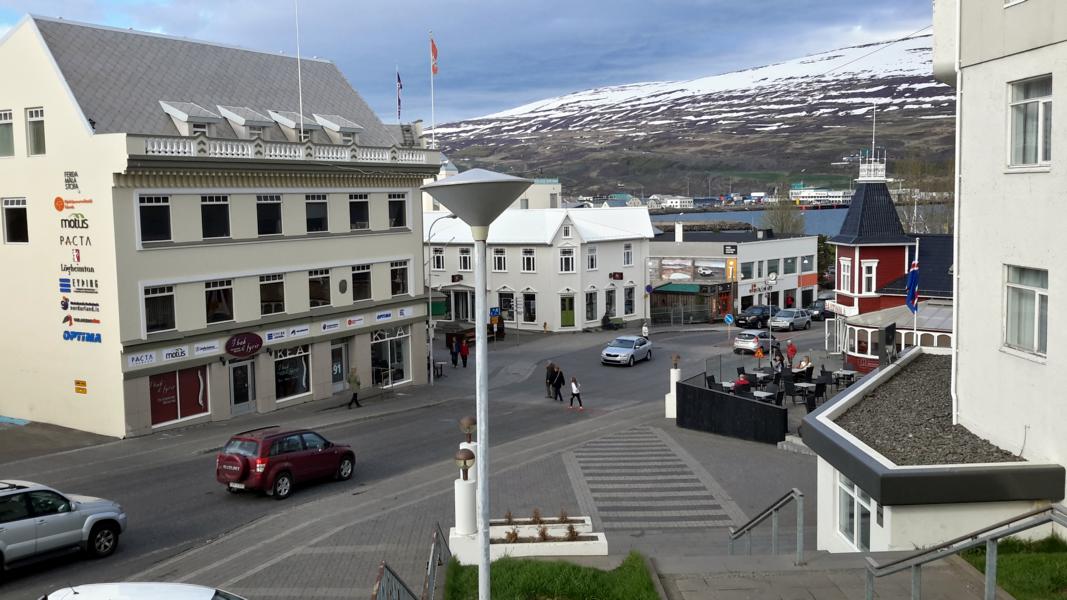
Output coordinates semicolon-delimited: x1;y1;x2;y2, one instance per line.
569;376;583;410
450;337;460;368
551;366;566;402
346;369;362;409
459;339;470;368
786;339;798;367
545;362;556;398
772;351;785;375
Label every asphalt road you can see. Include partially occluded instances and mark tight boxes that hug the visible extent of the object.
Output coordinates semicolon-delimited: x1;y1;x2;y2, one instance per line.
0;326;828;597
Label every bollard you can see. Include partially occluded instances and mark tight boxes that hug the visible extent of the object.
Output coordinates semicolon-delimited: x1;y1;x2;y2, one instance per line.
454;477;476;536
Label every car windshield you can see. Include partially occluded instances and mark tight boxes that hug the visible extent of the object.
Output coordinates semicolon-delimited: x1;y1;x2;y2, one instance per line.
222;439;259;458
737;333;754;340
610;338;635;349
777;310;795;317
743;307;762;315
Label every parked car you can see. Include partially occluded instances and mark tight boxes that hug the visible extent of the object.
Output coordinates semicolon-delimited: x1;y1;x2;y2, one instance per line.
0;480;127;575
734;305;780;328
805;300;834;321
40;583;247;600
696;266;715;277
733;331;779;354
769;308;812;331
215;427;355;500
600;336;653;366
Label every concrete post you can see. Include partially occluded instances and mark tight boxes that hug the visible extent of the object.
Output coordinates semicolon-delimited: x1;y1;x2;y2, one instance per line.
460;441;478;482
454;477;477;536
665;367;680;418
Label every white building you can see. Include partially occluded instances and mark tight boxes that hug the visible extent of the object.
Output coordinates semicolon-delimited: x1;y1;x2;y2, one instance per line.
648;194;694;209
422;171;561;212
788;188;852;205
424;208;654;332
0;17;438;437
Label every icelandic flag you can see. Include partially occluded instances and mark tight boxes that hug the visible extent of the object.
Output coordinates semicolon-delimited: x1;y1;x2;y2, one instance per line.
396;71;403;119
905;260;920;314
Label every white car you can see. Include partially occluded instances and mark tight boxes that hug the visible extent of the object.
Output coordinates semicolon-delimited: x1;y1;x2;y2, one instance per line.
41;583;247;600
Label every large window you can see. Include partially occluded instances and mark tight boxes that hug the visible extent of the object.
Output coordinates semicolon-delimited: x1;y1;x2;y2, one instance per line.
352;265;371;301
432;247;445;271
2;198;28;243
201;195;230;239
740;262;754;280
309;268;331;307
586;246;598;270
839;258;852;293
256;195;282;236
766;258;780;278
605;288;617;318
388;193;407;228
861;261;878;294
259;274;285;315
784;257;797;275
305;194;328;232
390;260;409;296
149;366;209;425
26;107;45;156
349;194;369;230
459;248;472;271
1010;76;1052;166
1005;265;1048;355
585;291;597;321
801;255;815;272
205;279;234;324
493;248;507;272
522;293;537;323
371;326;410;387
559;248;575;273
275;345;311;400
623;243;633;267
625;286;635;315
139;196;171;243
837;474;872;552
144;285;175;333
522;248;536;272
499;292;515;322
0;110;12;157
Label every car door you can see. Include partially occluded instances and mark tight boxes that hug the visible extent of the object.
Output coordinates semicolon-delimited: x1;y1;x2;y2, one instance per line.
301;432;335;479
0;492;37;561
28;490;81;553
274;434;311;481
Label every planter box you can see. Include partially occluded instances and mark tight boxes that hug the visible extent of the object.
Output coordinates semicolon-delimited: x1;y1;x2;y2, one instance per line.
450;528;608;564
488;516;593;538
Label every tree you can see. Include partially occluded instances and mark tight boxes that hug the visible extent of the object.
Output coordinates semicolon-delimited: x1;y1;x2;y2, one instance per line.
817;235;836;288
760;195;805;234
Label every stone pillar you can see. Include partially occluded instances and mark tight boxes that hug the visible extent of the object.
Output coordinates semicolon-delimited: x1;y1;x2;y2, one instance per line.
454;477;477;535
665;367;680;419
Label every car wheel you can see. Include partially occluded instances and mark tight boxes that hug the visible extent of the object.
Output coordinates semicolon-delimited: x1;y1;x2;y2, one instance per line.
646;349;652;361
733;348;740;354
336;455;354;481
788;323;794;331
805;321;811;330
628;356;635;367
87;522;119;558
272;471;293;500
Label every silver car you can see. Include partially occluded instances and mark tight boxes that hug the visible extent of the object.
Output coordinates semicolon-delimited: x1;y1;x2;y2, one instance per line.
733;331;778;354
768;308;812;331
601;336;653;366
42;583;247;600
0;480;127;574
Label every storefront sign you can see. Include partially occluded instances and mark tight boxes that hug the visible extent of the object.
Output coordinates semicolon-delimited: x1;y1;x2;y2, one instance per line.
397;306;416;319
64;171;80;191
74;379;87;394
63;330;101;343
321;320;341;333
53;196;93;212
59;213;89;229
226;332;264;357
345;315;365;328
265;329;286;343
59;277;98;294
826;300;858;317
161;345;189;362
375;310;393;322
61;297;100;312
288;324;311;338
127;351;157;368
193;340;221;356
58;235;92;247
724;244;738;255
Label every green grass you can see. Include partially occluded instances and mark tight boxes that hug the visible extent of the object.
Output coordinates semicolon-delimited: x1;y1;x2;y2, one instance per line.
962;535;1067;600
444;551;659;600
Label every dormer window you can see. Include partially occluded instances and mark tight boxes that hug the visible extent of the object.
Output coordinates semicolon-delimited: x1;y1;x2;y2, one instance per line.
160;101;221;137
300;131;311;143
248;125;264;138
341;133;354;145
268;110;321;143
313;113;363;145
191;123;209;136
218;106;273;140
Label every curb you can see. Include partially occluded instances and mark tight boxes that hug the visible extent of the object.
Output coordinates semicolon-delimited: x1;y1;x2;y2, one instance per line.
645;555;672;600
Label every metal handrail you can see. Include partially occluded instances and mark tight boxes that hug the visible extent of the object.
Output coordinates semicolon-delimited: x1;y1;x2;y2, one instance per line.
865;505;1067;600
371;560;418;600
420;522;452;600
727;487;805;565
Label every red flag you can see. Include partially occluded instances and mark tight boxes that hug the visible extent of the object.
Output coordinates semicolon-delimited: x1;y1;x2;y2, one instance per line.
431;37;439;75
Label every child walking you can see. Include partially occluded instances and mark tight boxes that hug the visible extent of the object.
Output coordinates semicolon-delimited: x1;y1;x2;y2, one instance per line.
569;376;583;410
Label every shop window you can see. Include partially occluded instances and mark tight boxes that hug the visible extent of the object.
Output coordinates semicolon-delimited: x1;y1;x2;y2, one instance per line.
349;194;369;230
391;260;409;296
586;246;598;270
801;255;815;272
585;290;597;321
256;195;282;236
459;248;472;271
139;196;171;243
149;366;209;426
0;110;12;157
2;198;28;243
740;262;753;280
432;247;445;271
205;279;234;324
371;326;410;387
274;345;311;400
26;107;45;156
784;257;797;275
388;194;407;228
201;195;230;239
499;292;515;321
305;194;328;233
259;274;285;315
523;293;537;323
522;248;536;272
625;286;635;315
309;268;331;307
623;243;633;267
837;473;872;551
144;285;175;333
493;248;507;272
352;265;372;301
1005;265;1048;355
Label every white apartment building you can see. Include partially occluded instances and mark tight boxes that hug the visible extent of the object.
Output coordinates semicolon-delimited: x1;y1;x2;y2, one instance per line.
424;208;654;332
423;169;561;212
788;188;852;205
648;194;694;209
0;17;438;437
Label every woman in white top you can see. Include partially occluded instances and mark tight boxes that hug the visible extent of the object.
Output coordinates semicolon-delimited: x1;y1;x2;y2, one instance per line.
569;377;583;410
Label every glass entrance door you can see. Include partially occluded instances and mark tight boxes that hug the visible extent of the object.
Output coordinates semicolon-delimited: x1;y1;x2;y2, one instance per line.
229;361;255;415
454;290;472;321
560;295;575;328
330;343;348;393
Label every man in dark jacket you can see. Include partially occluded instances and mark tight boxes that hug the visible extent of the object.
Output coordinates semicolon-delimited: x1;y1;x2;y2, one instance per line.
551;365;566;402
545;362;555;398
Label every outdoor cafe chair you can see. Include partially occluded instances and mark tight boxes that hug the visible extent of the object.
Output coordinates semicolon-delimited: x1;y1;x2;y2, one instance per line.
784;379;801;406
705;374;716;389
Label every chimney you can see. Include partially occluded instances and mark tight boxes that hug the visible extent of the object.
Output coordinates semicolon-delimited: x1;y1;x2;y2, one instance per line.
675;222;683;243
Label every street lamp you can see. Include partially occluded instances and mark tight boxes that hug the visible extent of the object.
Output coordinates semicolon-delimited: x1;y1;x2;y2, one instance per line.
423;168;532;600
426;214;459;386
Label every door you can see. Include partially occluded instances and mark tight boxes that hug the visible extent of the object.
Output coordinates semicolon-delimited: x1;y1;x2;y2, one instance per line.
272;434;312;480
28;490;80;553
330;343;348;393
560;295;575;328
454;290;471;321
301;432;334;479
0;492;37;561
229;361;255;416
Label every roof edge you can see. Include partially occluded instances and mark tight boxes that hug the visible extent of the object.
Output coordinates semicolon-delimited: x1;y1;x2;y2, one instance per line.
23;16;94;137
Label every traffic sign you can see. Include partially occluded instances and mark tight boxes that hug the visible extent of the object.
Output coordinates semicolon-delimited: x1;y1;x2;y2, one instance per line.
754;347;764;359
724;314;735;326
489;307;501;317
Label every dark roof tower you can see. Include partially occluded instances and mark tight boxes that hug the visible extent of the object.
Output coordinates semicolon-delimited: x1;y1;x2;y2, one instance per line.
829;154;911;245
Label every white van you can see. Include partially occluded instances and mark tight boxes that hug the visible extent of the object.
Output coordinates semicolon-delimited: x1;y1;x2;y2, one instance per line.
41;583;246;600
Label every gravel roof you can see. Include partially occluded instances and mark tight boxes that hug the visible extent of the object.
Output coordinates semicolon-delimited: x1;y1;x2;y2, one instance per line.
836;355;1021;466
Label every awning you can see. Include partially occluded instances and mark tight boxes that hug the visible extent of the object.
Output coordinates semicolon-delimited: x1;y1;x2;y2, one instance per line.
655;283;701;294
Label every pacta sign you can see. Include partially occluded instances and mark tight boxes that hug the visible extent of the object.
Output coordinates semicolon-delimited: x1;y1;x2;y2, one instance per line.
225;333;263;358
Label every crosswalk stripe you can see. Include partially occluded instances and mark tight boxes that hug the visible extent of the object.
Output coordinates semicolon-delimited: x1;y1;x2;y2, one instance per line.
599;509;729;517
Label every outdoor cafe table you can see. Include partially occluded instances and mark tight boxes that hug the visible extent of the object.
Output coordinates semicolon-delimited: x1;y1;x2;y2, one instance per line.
834;369;857;380
752;390;774;400
794;382;816;390
721;381;736;391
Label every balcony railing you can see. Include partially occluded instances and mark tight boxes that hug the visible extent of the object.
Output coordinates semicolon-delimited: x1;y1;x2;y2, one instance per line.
130;134;438;166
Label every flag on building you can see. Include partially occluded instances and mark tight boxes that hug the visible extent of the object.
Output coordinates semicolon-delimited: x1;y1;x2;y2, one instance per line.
431;37;439;75
396;70;403;120
905;260;920;314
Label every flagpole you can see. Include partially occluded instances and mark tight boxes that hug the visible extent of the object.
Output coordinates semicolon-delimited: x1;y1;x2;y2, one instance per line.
430;31;436;149
294;0;305;140
913;236;919;347
396;64;400;125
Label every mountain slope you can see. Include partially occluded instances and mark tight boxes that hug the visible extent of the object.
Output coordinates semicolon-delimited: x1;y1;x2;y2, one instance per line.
437;35;955;195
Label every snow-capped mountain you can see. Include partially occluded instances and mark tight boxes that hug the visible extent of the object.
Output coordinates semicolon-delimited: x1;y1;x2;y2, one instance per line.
436;34;955;193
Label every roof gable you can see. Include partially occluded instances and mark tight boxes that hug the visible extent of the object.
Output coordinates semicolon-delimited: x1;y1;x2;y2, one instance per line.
829;181;912;245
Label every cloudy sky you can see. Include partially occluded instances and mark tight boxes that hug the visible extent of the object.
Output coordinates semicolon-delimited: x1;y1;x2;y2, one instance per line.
0;1;932;124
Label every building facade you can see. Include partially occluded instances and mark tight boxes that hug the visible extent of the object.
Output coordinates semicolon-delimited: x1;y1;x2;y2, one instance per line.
0;17;438;437
424;208;653;332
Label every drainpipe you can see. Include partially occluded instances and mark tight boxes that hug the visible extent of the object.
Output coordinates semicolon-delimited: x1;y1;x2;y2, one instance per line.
950;0;963;425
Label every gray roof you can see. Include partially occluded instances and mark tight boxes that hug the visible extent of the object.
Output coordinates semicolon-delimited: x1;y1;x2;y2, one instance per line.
847;299;953;332
217;105;273;126
829;181;912;245
31;16;395;146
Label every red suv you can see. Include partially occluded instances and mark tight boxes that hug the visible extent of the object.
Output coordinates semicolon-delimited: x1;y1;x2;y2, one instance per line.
215;426;354;500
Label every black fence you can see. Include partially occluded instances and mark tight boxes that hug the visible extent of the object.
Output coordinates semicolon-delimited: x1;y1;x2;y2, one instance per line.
676;374;788;444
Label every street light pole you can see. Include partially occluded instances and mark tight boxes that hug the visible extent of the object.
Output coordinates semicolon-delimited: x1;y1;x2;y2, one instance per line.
426;214;458;386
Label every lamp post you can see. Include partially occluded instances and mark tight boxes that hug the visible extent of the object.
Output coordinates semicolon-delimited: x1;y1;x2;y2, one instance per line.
423;169;532;600
426;214;459;386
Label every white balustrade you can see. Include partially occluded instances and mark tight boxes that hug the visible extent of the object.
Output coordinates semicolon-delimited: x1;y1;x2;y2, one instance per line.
313;145;348;161
264;143;303;160
208;140;254;158
136;136;428;165
396;149;425;164
356;147;391;162
144;137;195;156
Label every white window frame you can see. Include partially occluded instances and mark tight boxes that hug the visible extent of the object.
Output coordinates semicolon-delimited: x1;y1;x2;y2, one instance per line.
1008;75;1052;167
351;264;372;301
784;256;797;275
144;285;176;334
0;109;12;157
492;248;507;272
861;260;878;295
205;279;234;324
247;125;264;138
586;245;598;271
623;243;633;267
26;107;45;156
256;194;283;236
305;193;329;233
2;197;28;244
801;255;816;273
459;248;472;272
559;247;576;273
624;286;636;315
740;261;754;280
191;122;209;136
390;260;409;296
1004;265;1048;356
432;247;445;271
836;473;873;552
259;274;286;315
200;195;230;239
387;193;408;228
839;258;853;294
521;248;536;272
309;268;331;308
562;224;572;239
139;195;172;243
349;193;370;230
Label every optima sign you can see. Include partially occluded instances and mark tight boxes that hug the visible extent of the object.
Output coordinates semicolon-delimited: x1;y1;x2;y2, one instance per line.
63;330;102;343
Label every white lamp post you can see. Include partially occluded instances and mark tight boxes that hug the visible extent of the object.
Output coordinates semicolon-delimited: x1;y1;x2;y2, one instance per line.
422;169;532;600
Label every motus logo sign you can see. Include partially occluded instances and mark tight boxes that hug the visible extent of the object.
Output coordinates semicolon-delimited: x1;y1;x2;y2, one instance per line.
63;330;102;343
60;213;89;229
